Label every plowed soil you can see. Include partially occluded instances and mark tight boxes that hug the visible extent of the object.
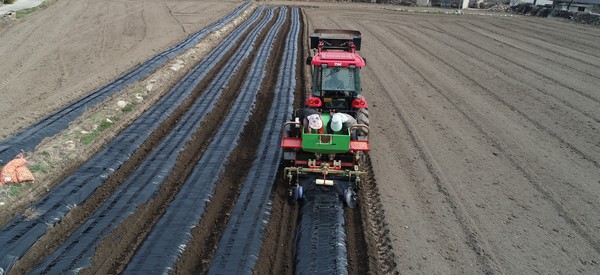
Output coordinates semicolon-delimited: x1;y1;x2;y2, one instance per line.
0;0;242;139
297;2;600;274
2;0;600;274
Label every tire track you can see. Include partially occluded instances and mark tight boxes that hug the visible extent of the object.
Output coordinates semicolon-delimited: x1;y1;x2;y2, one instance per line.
99;4;109;62
386;26;600;169
139;1;148;46
358;22;501;275
370;22;600;259
56;47;68;89
0;43;53;102
163;0;186;34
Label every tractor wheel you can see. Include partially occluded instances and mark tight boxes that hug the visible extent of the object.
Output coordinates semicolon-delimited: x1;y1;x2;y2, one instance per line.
356;108;369;138
288;185;303;204
344;188;358;209
357;108;369;126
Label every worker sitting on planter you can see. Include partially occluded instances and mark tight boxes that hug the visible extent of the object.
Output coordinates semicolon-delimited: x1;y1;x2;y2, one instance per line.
300;108;324;134
328;112;357;139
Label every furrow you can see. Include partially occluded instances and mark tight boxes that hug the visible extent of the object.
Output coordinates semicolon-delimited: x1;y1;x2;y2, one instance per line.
487;16;600;55
28;7;271;274
458;21;600;94
387;25;600;169
0;5;260;273
373;20;600;261
413;22;600;122
459;20;600;82
359;21;501;274
122;7;284;274
206;7;299;274
0;2;250;163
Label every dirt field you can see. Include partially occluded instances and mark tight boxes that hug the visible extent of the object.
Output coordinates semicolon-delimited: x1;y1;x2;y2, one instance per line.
1;0;600;274
300;2;600;274
0;0;241;139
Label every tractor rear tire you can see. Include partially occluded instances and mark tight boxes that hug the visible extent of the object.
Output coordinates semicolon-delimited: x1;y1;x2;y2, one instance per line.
357;108;369;126
356;108;369;138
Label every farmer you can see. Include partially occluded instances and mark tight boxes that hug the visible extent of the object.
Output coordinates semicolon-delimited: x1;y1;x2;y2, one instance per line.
328;112;357;137
325;72;344;90
300;108;324;134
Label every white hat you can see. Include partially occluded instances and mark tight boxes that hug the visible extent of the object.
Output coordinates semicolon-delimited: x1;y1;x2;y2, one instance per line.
331;113;343;132
307;114;322;130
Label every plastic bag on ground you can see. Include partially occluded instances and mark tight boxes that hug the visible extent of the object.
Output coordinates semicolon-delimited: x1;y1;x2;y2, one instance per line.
0;154;35;185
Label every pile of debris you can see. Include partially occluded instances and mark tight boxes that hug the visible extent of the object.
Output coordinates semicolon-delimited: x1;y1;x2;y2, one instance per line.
552;9;600;25
510;3;600;26
510;3;536;14
485;4;511;12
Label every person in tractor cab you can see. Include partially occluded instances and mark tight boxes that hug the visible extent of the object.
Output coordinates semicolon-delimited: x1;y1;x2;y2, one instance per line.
328;112;357;138
325;70;345;91
300;108;324;134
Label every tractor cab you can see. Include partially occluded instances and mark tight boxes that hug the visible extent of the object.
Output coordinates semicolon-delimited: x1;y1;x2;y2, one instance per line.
306;29;368;112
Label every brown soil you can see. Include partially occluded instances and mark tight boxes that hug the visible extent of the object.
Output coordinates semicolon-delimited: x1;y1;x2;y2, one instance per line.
0;0;243;139
295;2;600;274
85;16;267;273
0;0;249;223
2;0;600;274
252;9;308;274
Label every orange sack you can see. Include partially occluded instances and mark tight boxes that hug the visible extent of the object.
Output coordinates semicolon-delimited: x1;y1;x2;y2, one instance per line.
0;157;35;186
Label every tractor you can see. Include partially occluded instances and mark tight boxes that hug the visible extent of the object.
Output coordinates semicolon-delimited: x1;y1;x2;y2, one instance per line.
281;29;370;208
306;29;369;124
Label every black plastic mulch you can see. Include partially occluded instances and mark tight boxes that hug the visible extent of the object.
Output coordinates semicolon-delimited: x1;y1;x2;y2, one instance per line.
0;3;255;273
28;6;269;274
295;187;348;275
206;7;299;274
122;6;285;274
0;2;250;164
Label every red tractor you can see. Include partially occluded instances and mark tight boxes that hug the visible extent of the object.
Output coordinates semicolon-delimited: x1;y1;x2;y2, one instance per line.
281;29;370;208
306;29;369;124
